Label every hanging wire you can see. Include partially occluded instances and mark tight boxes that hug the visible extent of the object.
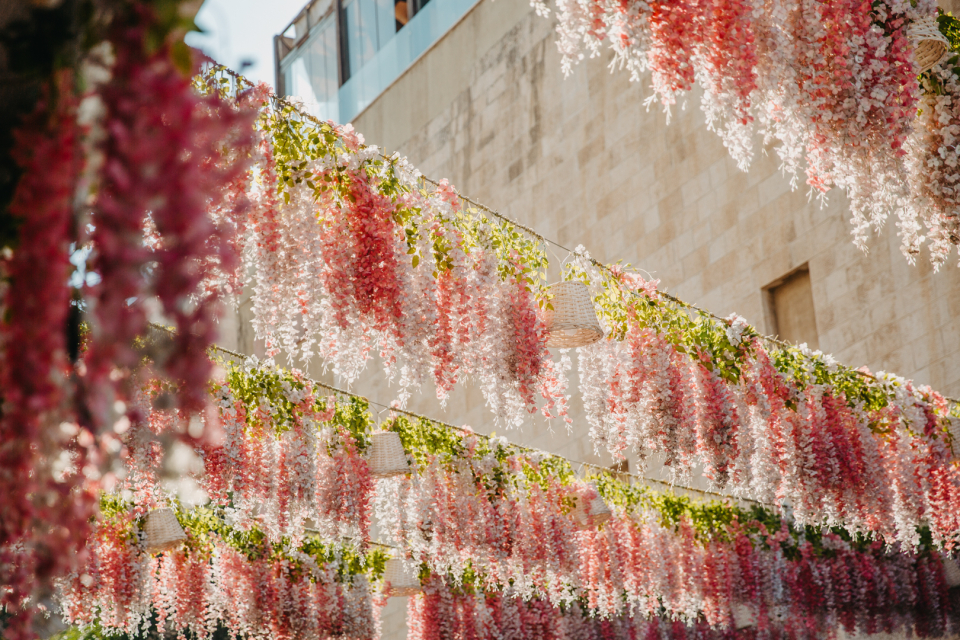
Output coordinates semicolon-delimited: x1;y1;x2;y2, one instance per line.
147;322;769;508
212;64;960;407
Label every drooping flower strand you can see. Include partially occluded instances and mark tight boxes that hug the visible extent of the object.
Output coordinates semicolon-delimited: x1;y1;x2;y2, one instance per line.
544;0;958;265
0;71;98;640
59;500;383;640
0;10;260;636
84;22;255;425
220;79;570;428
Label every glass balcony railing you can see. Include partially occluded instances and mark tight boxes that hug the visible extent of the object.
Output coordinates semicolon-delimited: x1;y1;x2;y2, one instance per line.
337;0;479;122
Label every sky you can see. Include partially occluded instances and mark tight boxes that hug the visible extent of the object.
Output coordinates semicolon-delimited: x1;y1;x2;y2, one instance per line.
184;0;307;87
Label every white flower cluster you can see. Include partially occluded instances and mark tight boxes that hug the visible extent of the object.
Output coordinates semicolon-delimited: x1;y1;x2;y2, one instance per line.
544;0;960;266
578;334;960;546
243;127;569;430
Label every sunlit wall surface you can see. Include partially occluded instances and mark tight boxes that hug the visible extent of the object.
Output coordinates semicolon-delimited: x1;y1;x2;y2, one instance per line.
276;0;479;123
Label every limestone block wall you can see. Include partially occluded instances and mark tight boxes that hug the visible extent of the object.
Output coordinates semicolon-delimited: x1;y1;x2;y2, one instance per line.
223;0;960;635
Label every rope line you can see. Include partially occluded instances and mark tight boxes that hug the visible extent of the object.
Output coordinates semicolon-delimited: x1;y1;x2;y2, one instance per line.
146;322;767;508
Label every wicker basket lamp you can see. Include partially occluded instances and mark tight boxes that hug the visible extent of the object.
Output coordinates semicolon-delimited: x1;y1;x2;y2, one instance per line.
383;558;422;597
908;16;950;73
571;482;612;527
944;556;960;587
949;419;960;461
144;507;187;554
732;604;756;629
367;431;410;478
543;281;603;349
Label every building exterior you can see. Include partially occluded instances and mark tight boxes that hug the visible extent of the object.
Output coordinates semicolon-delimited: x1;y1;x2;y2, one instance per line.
273;0;481;122
255;0;960;635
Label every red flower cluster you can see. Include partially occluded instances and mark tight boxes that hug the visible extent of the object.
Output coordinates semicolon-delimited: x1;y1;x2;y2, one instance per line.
582;299;960;547
0;71;97;640
61;522;377;640
85;15;255;420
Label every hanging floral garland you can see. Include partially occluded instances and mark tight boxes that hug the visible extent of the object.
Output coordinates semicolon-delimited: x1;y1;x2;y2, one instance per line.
0;70;96;633
207;66;958;426
62;356;960;639
0;5;258;635
374;410;960;634
221;72;570;429
562;249;960;547
200;70;960;548
544;0;960;267
59;497;383;640
408;565;960;640
121;358;375;546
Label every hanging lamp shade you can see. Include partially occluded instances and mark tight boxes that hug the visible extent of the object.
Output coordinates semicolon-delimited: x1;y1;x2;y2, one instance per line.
383;558;422;597
908;16;950;73
943;556;960;587
367;431;409;478
732;603;756;629
543;281;603;349
144;507;187;553
948;419;960;461
571;482;612;527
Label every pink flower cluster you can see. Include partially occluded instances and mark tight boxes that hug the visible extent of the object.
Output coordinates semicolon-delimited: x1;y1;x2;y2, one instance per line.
318;170;405;335
60;521;376;640
0;71;97;640
84;18;255;422
581;317;960;547
549;0;954;264
410;550;960;639
244;120;567;428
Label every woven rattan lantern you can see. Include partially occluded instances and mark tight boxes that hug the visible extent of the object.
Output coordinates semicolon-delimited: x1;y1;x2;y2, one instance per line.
943;556;960;587
732;604;756;629
571;483;612;527
544;281;603;349
383;558;422;597
908;16;950;72
948;419;960;461
144;507;187;554
367;431;409;478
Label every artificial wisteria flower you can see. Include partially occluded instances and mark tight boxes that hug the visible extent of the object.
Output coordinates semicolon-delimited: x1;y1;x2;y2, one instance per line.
60;510;378;640
0;71;97;640
238;102;570;429
543;0;953;266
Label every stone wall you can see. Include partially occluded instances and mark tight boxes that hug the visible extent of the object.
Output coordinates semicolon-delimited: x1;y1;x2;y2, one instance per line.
226;0;960;635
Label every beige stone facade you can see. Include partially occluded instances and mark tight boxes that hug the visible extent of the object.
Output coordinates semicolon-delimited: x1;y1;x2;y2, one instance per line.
223;0;960;635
